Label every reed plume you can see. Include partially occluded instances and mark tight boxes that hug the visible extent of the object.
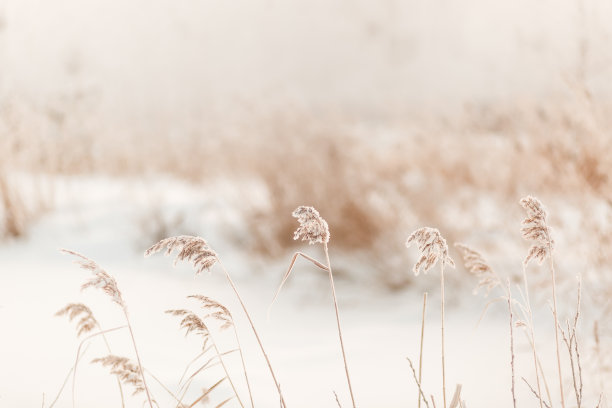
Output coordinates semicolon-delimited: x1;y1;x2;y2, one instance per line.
271;206;356;408
62;249;153;408
146;236;284;407
520;196;565;408
406;227;454;408
91;355;146;396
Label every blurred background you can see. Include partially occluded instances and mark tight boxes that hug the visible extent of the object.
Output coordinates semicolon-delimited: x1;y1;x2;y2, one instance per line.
1;0;611;407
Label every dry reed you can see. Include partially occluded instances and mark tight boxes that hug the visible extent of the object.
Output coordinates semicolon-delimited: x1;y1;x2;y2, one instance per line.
270;206;357;408
145;236;286;407
406;227;454;408
520;196;565;408
62;249;154;408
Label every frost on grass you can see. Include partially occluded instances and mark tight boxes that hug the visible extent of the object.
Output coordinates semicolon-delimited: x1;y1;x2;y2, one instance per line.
405;227;454;276
520;196;554;266
145;235;217;275
292;206;330;245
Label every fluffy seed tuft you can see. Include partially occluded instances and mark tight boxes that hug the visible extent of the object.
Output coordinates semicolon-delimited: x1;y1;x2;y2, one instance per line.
145;236;217;275
406;227;455;275
454;243;500;295
56;303;99;337
292;206;330;245
62;249;125;307
520;196;554;266
91;355;145;396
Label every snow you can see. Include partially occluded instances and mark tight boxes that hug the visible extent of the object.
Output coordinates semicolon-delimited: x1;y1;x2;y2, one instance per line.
0;174;593;407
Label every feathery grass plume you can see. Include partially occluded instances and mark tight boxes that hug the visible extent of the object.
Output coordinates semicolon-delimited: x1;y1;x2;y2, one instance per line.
56;303;99;337
520;196;565;408
406;227;454;408
145;236;217;275
292;206;330;244
454;244;500;295
520;196;554;266
188;295;233;330
146;236;285;407
61;249;125;307
406;227;454;276
92;355;145;396
166;307;245;408
62;249;153;408
166;309;210;338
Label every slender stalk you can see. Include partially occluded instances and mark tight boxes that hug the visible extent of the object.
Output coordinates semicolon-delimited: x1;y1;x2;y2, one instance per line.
407;358;431;408
418;292;428;408
123;310;154;408
548;256;565;408
324;242;357;408
232;324;255;408
208;331;245;408
216;258;287;407
522;266;544;408
506;283;516;408
98;326;125;408
440;265;447;408
72;326;127;408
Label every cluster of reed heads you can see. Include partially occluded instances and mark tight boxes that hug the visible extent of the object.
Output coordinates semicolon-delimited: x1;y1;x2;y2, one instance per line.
48;198;606;408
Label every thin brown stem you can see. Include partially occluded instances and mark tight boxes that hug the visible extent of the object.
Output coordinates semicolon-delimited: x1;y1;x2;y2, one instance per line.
232;324;255;408
521;266;544;408
324;242;357;408
123;309;154;408
522;377;551;408
187;377;225;408
506;282;516;408
72;326;127;408
98;325;125;408
268;251;328;318
207;331;245;408
418;292;428;408
216;258;286;407
407;358;431;408
548;255;565;408
440;265;447;408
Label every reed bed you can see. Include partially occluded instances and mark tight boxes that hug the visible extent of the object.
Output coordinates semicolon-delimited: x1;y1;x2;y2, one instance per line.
48;199;608;408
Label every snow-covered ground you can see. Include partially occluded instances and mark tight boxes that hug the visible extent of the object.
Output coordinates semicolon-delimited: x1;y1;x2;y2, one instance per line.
0;175;594;407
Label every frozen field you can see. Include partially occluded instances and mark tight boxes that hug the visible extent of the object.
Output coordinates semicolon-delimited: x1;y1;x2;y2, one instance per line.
0;175;575;408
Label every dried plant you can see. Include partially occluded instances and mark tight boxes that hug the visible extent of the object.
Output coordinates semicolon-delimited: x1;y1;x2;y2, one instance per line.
292;206;330;245
520;196;565;408
147;237;281;406
62;249;153;408
166;307;244;408
454;244;500;295
56;303;126;408
454;244;516;408
56;303;98;337
145;236;217;275
406;227;455;276
91;355;146;396
520;196;555;267
406;227;454;408
271;206;356;408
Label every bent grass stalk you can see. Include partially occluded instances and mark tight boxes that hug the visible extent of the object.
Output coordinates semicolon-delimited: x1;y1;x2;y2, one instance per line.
270;206;356;408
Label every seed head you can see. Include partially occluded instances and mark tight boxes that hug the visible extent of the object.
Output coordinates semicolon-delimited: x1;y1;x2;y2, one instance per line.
292;206;330;245
406;227;454;276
